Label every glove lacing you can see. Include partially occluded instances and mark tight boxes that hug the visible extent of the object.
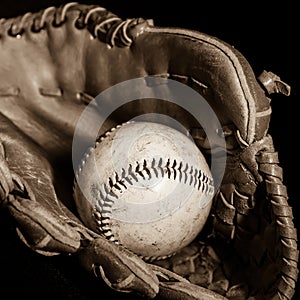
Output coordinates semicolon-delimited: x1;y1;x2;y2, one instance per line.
0;142;33;203
2;2;149;48
212;134;298;299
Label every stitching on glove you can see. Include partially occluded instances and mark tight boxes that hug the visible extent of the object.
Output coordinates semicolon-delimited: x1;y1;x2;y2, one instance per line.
0;143;30;202
3;3;149;48
0;143;14;201
75;92;94;104
104;19;132;47
39;87;62;97
82;6;106;25
95;265;135;293
31;6;56;33
0;86;20;97
212;135;278;242
256;138;298;299
52;2;78;26
8;12;31;37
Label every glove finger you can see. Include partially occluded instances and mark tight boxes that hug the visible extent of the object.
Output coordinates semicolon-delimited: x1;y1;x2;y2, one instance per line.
77;237;159;298
1;114;93;254
158;282;228;300
6;194;82;255
150;264;227;300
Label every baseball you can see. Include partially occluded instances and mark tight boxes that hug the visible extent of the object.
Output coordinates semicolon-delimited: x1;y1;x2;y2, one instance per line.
73;121;214;261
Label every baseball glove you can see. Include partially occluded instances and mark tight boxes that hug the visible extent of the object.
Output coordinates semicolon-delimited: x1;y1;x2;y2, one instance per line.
0;2;298;299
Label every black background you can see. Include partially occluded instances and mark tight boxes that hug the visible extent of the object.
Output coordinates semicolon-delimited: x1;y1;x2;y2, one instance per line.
0;1;298;299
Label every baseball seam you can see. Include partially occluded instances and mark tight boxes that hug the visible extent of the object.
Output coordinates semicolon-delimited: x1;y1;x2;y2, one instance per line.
93;157;214;261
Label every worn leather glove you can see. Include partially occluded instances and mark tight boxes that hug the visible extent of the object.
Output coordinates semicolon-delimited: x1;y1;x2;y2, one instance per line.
0;3;298;299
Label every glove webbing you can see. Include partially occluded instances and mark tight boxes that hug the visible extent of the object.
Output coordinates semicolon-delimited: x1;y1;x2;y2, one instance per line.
212;135;298;299
258;150;299;299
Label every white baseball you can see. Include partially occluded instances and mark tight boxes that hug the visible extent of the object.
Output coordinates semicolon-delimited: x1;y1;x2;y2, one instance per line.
73;121;214;261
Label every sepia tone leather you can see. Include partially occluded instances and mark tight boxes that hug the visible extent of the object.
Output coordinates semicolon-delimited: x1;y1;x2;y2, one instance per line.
0;3;298;299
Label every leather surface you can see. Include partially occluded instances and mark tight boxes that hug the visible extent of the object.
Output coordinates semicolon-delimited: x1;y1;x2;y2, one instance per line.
0;0;298;300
